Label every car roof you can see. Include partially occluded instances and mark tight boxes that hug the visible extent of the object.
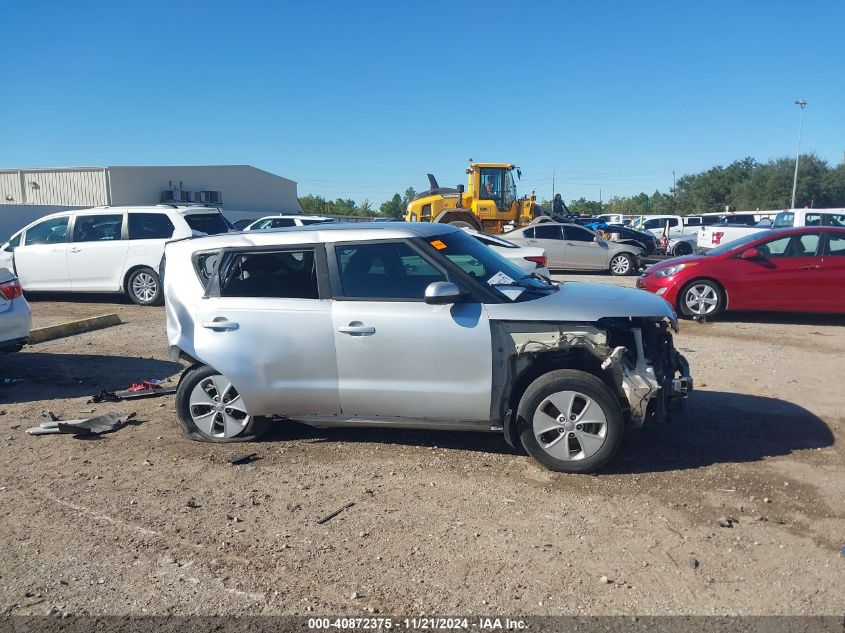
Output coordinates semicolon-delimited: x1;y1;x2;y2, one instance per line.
183;221;461;249
252;214;332;220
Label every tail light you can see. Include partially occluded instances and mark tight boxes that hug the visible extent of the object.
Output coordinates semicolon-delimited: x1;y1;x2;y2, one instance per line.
524;255;547;268
0;277;23;301
711;231;724;245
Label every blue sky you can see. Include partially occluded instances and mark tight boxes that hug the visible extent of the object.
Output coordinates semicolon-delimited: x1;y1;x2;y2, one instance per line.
2;0;843;206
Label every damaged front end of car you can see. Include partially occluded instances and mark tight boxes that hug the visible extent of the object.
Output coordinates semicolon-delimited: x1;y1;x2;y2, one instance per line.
492;316;692;442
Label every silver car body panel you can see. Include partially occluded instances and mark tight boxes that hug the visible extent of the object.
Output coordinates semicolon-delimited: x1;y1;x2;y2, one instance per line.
485;281;678;329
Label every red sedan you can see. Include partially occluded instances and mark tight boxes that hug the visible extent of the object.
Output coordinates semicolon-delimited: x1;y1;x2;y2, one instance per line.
637;226;845;317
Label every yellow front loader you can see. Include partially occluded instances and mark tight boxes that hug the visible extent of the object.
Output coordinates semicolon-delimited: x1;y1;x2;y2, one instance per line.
404;161;537;234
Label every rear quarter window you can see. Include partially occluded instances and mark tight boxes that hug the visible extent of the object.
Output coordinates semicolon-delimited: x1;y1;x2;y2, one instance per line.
184;213;231;235
129;213;174;239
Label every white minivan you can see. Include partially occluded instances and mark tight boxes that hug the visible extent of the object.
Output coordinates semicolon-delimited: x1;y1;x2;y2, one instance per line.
0;205;232;305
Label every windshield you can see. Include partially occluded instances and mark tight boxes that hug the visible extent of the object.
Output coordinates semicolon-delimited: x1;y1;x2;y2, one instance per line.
706;229;773;256
425;230;556;302
184;213;231;235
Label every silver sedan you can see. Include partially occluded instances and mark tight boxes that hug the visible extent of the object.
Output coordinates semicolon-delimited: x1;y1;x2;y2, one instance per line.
507;223;643;275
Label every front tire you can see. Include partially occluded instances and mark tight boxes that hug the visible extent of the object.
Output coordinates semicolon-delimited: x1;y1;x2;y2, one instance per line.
517;370;624;473
609;252;635;276
678;279;724;318
175;365;270;442
127;267;163;306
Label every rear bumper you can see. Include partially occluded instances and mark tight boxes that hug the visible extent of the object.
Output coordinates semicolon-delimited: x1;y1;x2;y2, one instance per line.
0;335;28;353
0;297;32;351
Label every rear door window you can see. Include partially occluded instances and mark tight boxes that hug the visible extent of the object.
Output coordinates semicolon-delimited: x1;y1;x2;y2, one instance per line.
24;217;69;245
827;214;845;227
826;234;845;256
184;213;230;235
563;226;594;242
220;249;318;299
129;213;175;239
805;213;822;226
534;225;562;240
73;214;123;242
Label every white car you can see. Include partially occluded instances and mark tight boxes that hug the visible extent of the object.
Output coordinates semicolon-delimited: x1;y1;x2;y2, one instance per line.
0;205;232;306
461;229;550;277
0;268;31;353
245;215;334;230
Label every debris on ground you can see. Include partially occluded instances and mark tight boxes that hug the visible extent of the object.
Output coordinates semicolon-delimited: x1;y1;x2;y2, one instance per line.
717;516;738;528
228;453;260;466
25;412;136;437
89;380;176;403
688;557;700;570
316;502;355;525
599;576;611;584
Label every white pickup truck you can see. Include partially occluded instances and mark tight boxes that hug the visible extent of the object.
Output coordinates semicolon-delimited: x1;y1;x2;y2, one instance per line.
630;215;707;256
696;209;845;253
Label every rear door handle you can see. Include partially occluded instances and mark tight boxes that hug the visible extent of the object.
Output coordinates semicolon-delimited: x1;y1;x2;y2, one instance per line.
338;322;375;335
201;319;240;331
798;265;821;270
67;247;81;253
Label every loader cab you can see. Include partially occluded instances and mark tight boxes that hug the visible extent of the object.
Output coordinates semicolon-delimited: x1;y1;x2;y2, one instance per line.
475;165;517;213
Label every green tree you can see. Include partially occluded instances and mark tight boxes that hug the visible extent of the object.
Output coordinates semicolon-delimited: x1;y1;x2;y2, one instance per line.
379;193;404;218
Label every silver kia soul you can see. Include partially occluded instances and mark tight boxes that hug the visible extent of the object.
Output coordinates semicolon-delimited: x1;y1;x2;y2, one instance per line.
164;223;692;473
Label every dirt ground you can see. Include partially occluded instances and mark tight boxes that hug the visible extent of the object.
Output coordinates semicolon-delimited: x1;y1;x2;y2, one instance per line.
0;276;843;617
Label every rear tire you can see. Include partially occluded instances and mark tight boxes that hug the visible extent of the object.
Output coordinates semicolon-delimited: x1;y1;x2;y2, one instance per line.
678;279;724;318
517;369;624;473
175;365;270;442
126;267;163;306
673;241;693;256
609;253;635;276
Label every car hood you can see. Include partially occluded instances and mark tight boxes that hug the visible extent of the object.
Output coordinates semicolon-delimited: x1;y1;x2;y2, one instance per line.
485;281;678;329
645;254;707;272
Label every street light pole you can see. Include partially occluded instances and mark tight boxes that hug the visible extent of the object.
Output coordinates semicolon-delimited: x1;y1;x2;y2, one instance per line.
791;99;808;209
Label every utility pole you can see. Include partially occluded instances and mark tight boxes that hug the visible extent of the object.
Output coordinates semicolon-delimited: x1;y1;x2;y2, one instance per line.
791;99;808;209
551;166;555;204
672;169;676;213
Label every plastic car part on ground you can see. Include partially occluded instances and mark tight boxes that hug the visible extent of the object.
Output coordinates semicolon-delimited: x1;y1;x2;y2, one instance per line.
89;379;177;403
25;411;136;436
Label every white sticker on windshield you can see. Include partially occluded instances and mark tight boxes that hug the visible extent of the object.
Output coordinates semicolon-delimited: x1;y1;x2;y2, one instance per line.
498;286;525;300
486;271;516;286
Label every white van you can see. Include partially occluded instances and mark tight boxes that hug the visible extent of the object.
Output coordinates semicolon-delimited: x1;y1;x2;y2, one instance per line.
0;205;232;305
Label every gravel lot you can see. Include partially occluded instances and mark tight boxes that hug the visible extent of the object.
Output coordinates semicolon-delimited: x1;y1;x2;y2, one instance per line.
1;275;843;617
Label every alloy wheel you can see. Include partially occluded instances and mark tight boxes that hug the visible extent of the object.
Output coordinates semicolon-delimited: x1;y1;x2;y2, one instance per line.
684;283;719;315
132;272;158;303
532;390;608;461
188;375;250;439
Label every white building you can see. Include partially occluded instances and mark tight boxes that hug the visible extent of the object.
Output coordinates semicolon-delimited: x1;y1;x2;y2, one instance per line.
0;165;303;239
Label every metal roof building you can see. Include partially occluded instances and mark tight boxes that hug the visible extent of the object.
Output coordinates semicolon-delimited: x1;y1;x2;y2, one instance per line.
0;164;303;239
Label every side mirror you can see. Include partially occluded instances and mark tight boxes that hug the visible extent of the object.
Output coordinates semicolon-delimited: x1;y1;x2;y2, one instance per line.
739;247;761;260
424;281;465;305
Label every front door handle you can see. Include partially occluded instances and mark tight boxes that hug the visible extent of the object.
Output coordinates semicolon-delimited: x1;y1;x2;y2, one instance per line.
338;322;375;335
202;319;240;331
67;247;81;253
798;264;820;270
